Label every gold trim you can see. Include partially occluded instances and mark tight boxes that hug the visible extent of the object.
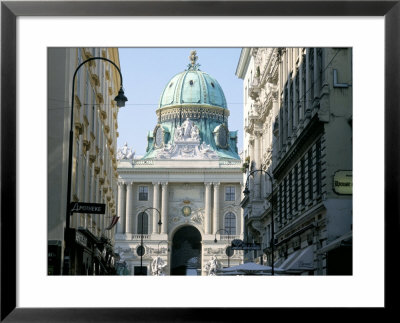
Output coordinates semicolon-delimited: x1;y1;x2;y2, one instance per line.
74;95;82;108
83;115;89;126
100;109;107;119
74;122;83;134
83;139;91;151
96;93;104;104
91;74;100;87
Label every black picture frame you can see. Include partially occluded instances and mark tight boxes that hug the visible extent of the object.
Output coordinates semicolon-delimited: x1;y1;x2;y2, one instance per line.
1;1;398;321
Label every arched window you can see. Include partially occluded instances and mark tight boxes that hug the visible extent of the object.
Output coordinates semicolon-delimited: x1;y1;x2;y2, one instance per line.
137;212;148;234
224;212;236;235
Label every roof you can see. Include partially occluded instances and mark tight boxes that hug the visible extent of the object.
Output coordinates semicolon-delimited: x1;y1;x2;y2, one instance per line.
158;66;227;109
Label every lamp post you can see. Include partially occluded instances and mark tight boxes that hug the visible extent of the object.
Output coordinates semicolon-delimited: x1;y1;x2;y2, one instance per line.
243;168;275;275
214;228;232;268
63;55;128;275
139;207;162;275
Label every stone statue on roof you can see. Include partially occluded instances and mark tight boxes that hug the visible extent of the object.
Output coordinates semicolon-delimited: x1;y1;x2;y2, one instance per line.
117;142;135;160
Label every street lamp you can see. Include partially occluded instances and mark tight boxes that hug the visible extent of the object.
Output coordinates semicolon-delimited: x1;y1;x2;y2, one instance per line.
243;168;275;275
64;55;128;275
214;228;232;268
138;207;162;275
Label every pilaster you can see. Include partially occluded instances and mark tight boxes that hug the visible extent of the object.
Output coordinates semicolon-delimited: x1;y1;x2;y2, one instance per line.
213;182;220;234
161;182;169;234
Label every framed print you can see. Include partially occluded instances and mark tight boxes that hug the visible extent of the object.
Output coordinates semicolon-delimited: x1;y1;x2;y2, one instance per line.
1;0;399;321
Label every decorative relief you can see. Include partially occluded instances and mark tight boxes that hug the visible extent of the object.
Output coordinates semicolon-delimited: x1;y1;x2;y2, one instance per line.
155;118;218;160
117;142;135;160
213;123;229;149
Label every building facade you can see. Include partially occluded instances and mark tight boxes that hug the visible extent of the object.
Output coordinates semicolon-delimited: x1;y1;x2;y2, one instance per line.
114;52;244;275
48;48;122;275
236;48;352;275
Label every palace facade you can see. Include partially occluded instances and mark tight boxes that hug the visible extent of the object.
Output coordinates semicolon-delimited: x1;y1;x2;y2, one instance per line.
114;52;244;275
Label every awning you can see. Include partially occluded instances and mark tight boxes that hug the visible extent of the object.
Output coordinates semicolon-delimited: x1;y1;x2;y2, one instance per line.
317;231;352;254
277;246;314;273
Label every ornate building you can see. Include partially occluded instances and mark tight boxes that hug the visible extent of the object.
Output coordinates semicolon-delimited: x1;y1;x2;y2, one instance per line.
115;51;244;275
48;48;122;275
236;48;352;275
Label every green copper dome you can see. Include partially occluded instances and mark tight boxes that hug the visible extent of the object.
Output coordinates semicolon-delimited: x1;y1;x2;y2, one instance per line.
142;51;239;161
159;54;227;109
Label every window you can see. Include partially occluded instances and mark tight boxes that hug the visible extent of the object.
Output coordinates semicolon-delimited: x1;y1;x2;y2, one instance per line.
301;157;306;206
138;186;148;201
224;212;236;235
225;186;235;201
294;164;299;211
308;149;314;200
137;212;148;234
288;172;292;216
74;139;80;197
316;139;322;196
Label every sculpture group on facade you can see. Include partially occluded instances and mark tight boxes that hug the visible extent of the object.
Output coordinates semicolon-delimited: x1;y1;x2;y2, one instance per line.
151;256;167;276
204;255;222;276
156;118;218;160
116;142;135;160
174;118;200;142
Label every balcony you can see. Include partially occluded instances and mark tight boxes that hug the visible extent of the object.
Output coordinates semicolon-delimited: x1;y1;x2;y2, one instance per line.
248;76;261;100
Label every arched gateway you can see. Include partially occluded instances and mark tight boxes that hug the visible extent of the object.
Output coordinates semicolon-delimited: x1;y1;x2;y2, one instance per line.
171;226;202;276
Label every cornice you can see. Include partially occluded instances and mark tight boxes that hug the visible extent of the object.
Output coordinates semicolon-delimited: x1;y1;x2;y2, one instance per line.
235;47;252;79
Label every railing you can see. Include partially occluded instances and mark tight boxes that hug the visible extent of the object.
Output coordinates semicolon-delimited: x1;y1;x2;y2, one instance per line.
219;160;241;167
219;234;241;241
134;160;154;166
131;234;151;240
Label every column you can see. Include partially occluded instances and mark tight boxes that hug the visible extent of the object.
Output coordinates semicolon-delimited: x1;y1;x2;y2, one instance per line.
313;47;319;102
213;183;220;234
89;163;96;234
117;182;126;234
152;182;160;234
293;73;298;133
254;131;261;199
83;153;90;229
298;55;304;126
249;137;255;199
125;182;133;234
204;183;212;234
161;182;168;234
305;49;311;119
287;76;292;141
281;92;286;148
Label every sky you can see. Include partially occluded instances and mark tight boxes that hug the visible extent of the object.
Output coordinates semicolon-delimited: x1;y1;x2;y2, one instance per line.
117;47;244;157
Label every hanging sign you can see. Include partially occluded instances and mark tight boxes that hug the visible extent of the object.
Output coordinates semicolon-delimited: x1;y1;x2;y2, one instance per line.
69;202;106;214
231;239;261;250
333;170;352;195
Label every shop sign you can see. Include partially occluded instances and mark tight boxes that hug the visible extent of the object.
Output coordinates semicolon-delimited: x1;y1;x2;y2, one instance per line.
69;202;106;214
333;170;352;195
75;231;87;247
231;241;261;250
